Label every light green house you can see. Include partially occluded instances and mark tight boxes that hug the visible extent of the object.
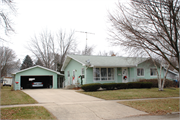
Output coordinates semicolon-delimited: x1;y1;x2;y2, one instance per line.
61;55;177;87
12;65;64;90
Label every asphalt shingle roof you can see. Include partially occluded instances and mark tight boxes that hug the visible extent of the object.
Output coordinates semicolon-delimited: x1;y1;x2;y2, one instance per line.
61;55;148;70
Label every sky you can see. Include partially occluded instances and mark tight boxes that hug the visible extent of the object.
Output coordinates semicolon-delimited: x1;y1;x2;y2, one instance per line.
2;0;129;62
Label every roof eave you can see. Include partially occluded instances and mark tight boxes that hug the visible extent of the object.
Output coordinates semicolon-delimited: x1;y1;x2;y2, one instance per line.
92;65;137;68
14;65;64;75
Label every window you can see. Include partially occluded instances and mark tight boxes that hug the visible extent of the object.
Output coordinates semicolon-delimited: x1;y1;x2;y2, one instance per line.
137;68;144;76
93;68;100;80
81;68;85;78
81;68;84;75
73;70;75;77
150;68;157;76
108;68;114;80
67;71;70;77
93;68;114;81
101;68;107;80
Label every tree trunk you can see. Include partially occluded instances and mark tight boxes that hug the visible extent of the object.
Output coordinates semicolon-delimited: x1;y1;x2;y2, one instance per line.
161;64;170;91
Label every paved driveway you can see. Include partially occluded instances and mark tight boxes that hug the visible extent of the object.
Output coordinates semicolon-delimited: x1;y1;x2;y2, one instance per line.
23;89;148;120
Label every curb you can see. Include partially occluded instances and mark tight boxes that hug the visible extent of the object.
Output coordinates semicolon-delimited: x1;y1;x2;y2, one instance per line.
170;112;180;114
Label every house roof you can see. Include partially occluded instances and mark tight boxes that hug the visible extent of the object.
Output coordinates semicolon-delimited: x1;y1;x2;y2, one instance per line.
61;55;149;71
12;65;64;76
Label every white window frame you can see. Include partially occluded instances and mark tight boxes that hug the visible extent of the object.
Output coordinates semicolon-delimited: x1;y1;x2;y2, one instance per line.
137;68;144;77
81;68;85;75
67;71;70;77
150;68;157;76
93;67;115;81
73;70;75;78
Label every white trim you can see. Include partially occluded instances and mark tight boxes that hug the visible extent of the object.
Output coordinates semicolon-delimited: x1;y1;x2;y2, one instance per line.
69;55;87;66
67;71;70;77
61;55;69;71
163;67;178;75
13;65;64;76
93;65;136;68
81;68;85;75
72;70;76;85
93;67;115;82
137;68;145;77
20;75;54;88
122;67;128;83
67;71;71;85
136;57;150;66
150;68;157;77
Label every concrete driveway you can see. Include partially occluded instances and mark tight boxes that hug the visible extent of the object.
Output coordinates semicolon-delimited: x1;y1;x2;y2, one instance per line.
23;89;148;120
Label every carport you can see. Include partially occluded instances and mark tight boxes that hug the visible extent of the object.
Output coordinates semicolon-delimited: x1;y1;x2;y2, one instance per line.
12;65;64;90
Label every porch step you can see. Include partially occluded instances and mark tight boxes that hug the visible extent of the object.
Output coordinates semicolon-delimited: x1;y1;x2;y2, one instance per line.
65;85;76;89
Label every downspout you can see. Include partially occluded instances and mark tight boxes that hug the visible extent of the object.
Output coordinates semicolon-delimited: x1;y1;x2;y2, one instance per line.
135;64;138;82
82;64;88;84
85;66;88;84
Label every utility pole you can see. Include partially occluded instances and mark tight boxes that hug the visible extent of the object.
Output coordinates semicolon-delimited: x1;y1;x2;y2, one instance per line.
76;31;95;55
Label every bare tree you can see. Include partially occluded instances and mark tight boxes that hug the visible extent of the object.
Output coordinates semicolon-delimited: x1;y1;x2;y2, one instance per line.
98;50;108;56
81;45;95;55
0;46;20;78
145;48;170;91
28;30;76;72
0;0;16;41
98;50;118;56
56;30;76;72
34;58;43;66
28;31;56;70
108;0;180;72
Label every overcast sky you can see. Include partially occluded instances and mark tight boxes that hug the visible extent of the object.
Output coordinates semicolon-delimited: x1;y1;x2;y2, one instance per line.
2;0;129;62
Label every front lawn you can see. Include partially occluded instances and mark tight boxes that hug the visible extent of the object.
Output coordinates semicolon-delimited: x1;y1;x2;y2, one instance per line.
1;86;37;105
1;106;57;119
119;98;180;115
78;88;179;100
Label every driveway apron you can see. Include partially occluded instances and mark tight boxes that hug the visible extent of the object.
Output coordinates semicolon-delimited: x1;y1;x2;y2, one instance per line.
23;89;148;120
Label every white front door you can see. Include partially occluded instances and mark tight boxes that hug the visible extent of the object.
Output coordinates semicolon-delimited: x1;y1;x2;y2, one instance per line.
72;70;76;85
122;68;128;83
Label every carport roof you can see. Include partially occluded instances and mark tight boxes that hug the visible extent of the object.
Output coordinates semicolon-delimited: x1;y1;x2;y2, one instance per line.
12;65;64;76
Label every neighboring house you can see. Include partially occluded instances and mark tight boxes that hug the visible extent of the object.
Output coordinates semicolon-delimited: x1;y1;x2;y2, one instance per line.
12;65;64;90
61;55;178;87
3;77;12;86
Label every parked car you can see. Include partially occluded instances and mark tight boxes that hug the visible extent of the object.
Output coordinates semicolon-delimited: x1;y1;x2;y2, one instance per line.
32;82;43;87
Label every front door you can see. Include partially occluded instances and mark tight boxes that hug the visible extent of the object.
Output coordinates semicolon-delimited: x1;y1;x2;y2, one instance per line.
72;70;75;85
122;68;128;83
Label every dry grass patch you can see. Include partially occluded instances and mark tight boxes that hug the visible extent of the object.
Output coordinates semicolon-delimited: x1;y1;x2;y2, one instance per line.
119;98;180;115
1;106;57;119
78;88;179;100
1;86;37;105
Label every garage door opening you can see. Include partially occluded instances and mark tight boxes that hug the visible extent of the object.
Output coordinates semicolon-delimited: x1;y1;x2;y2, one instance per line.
21;76;53;89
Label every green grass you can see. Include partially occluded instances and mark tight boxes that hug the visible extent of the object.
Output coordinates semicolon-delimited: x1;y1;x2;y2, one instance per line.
78;88;180;100
119;98;180;115
1;106;57;119
1;86;38;105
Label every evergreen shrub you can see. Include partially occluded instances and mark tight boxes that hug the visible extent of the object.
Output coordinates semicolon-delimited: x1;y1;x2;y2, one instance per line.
116;83;128;89
101;83;117;90
81;83;101;91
